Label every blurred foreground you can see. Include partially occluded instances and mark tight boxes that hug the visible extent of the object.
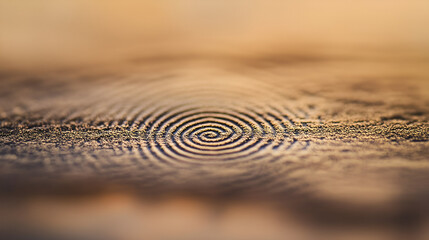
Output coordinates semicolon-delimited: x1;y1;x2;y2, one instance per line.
1;1;429;240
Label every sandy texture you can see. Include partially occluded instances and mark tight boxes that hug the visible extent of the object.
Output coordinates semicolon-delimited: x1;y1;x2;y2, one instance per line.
1;53;429;239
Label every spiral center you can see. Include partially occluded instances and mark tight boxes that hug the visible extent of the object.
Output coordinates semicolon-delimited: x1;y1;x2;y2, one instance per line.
201;131;219;139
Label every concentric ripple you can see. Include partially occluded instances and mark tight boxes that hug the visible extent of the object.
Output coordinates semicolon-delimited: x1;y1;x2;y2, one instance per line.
4;67;315;167
141;106;292;165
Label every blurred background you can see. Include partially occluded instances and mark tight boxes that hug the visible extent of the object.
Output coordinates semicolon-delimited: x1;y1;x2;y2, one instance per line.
1;0;429;70
1;1;429;240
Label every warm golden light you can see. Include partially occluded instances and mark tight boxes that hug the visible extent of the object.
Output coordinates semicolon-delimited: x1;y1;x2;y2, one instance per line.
0;1;428;240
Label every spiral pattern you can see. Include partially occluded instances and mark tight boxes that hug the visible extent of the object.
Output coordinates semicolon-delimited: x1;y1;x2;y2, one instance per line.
2;67;316;167
139;105;292;165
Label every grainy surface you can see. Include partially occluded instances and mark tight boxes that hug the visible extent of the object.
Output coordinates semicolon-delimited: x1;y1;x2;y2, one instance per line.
1;53;429;239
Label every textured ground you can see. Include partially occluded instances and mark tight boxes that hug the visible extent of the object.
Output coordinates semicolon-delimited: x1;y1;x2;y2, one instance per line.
1;53;429;239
